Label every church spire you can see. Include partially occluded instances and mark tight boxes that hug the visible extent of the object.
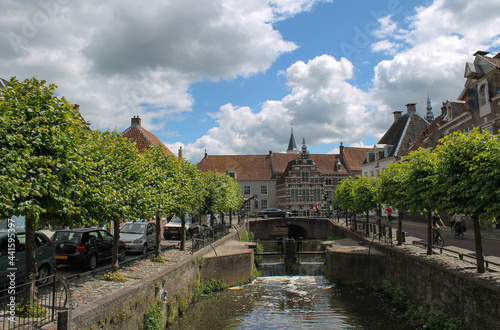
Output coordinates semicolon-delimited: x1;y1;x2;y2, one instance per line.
426;95;434;122
286;125;299;154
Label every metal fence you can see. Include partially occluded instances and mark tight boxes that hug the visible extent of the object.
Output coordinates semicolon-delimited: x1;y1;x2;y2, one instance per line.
190;224;229;253
0;275;71;330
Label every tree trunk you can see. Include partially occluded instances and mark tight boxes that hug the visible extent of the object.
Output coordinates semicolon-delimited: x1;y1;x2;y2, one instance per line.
112;219;120;272
472;214;485;273
397;212;403;245
180;214;186;251
426;210;433;255
24;216;37;304
155;214;162;257
229;211;233;228
365;211;370;236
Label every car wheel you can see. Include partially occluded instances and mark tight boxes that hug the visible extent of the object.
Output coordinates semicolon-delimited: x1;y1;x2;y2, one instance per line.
264;214;269;219
37;265;51;285
118;247;126;262
186;230;192;239
142;243;148;255
85;253;98;271
284;213;290;218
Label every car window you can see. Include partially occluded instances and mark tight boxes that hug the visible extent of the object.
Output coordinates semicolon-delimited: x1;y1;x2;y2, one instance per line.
0;236;8;256
147;224;155;233
16;233;26;252
121;223;146;234
52;231;82;244
35;234;47;247
89;231;102;243
99;230;114;243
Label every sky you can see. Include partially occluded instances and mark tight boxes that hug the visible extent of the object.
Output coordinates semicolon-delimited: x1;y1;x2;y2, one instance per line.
1;0;500;163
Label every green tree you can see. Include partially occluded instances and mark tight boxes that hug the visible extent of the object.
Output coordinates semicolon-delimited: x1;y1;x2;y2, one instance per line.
333;176;355;228
434;130;500;272
0;77;87;286
398;148;440;255
378;161;412;245
81;130;142;271
352;176;378;236
170;158;204;251
140;146;178;256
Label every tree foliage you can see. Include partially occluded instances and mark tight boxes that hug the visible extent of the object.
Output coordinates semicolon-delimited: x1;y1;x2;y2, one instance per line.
434;129;500;272
0;77;88;283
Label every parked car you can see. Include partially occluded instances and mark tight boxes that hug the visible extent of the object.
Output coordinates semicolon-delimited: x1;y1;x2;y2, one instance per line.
0;229;56;287
163;215;199;239
257;208;290;219
51;228;126;271
120;221;156;254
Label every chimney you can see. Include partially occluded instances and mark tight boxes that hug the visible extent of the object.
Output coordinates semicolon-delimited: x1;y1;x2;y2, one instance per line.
393;111;403;122
131;115;141;126
178;146;183;159
339;142;344;155
269;150;273;155
204;149;208;158
405;103;416;114
441;103;447;117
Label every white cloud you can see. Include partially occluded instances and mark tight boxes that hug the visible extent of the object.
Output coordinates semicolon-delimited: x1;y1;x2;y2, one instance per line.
182;55;390;161
0;0;322;132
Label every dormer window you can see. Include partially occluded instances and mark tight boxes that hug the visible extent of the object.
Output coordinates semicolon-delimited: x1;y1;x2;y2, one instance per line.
335;161;341;171
227;170;236;179
479;84;488;106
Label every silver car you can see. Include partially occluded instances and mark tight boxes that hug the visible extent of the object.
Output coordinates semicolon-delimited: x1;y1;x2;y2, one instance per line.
120;222;156;255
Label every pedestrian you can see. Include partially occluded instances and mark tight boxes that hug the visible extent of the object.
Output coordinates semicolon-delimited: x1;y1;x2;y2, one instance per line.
386;206;392;221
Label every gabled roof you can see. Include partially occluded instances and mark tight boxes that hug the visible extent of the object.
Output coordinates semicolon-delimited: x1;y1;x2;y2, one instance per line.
122;116;173;155
404;114;446;155
198;147;372;181
197;154;274;180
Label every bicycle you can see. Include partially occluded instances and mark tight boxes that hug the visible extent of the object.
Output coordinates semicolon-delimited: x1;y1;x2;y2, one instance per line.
432;227;444;247
449;220;465;239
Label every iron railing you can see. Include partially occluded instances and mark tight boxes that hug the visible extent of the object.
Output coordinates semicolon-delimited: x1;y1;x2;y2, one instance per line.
0;275;71;330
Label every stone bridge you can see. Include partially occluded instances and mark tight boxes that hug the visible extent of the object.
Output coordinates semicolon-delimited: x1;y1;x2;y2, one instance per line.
248;217;336;240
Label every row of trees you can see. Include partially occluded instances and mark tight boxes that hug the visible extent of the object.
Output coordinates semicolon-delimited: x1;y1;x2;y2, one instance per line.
0;77;243;283
334;129;500;273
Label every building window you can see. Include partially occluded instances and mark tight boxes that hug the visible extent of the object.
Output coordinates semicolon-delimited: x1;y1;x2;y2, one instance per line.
302;189;310;202
335;161;341;171
261;186;268;195
325;178;332;185
243;186;251;195
301;172;309;182
482;124;493;134
479;84;488;106
313;189;321;202
227;171;236;179
291;189;299;202
261;200;268;209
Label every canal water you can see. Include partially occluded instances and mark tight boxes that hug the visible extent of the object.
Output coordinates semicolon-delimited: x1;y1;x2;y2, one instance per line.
170;276;412;329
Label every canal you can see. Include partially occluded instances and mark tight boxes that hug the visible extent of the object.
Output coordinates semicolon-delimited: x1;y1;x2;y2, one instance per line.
170;276;413;329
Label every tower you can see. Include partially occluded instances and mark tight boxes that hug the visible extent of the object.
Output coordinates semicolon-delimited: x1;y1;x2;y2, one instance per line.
286;125;299;154
425;95;434;122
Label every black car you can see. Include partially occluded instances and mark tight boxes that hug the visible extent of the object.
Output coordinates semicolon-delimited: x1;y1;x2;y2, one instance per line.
257;208;290;219
51;228;126;271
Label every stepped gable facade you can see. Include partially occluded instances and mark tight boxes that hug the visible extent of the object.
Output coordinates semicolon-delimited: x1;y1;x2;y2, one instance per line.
198;134;370;214
122;116;174;155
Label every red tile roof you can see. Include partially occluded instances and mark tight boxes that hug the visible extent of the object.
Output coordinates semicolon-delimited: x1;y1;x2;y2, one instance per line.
342;147;372;171
122;118;173;155
197;154;273;180
197;147;372;179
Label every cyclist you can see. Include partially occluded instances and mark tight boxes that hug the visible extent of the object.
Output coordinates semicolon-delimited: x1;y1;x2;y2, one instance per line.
432;213;446;228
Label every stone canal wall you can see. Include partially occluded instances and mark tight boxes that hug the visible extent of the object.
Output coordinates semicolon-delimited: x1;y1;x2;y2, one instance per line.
325;224;500;330
70;227;255;330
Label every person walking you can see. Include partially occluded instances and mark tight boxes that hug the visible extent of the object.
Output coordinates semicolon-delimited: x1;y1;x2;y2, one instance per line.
386;206;392;222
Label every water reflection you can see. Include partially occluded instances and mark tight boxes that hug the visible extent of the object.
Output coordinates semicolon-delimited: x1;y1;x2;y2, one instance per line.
170;276;411;329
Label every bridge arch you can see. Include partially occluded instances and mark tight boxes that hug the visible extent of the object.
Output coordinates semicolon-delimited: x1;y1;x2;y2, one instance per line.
248;218;334;240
